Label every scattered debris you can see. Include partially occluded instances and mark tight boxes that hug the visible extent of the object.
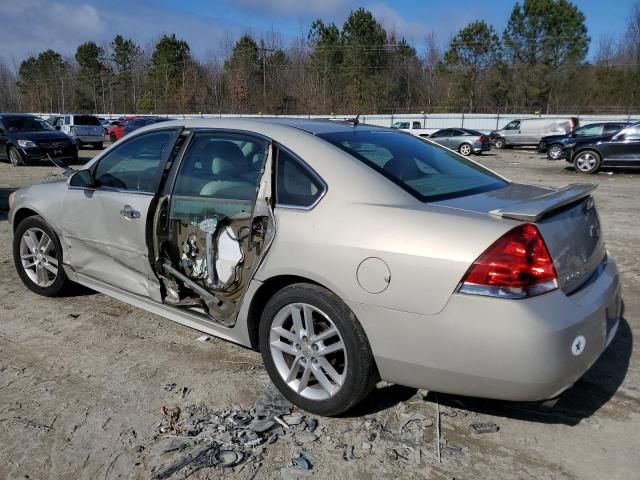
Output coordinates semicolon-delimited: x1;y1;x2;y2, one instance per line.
292;451;313;471
152;440;218;479
163;383;177;392
470;422;499;434
196;335;210;342
440;443;463;458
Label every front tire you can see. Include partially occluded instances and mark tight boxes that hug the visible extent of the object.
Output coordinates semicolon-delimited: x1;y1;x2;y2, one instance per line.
259;283;377;416
9;146;25;166
547;144;563;160
458;143;472;156
13;216;72;296
573;150;601;174
494;137;506;149
93;142;103;150
110;133;117;143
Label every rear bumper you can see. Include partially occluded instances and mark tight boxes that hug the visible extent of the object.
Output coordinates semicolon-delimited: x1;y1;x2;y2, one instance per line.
349;255;621;401
472;140;491;153
74;135;103;143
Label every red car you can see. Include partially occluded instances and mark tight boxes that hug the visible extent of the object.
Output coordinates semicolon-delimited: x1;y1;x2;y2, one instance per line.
106;116;142;142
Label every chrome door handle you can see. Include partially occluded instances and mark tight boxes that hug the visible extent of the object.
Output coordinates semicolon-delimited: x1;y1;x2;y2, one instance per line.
120;205;141;219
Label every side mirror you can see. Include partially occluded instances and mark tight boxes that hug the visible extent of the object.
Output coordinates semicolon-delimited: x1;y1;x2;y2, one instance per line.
68;169;94;188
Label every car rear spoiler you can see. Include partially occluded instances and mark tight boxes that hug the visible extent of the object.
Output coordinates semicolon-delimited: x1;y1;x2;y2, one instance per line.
490;183;597;222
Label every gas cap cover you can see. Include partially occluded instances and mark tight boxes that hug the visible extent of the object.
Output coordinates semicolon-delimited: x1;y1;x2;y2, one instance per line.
357;257;391;294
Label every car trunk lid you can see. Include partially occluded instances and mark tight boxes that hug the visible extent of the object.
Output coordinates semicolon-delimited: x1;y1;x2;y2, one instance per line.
435;183;606;295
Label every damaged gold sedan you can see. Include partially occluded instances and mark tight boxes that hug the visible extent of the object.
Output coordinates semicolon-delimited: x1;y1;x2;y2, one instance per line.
9;118;621;416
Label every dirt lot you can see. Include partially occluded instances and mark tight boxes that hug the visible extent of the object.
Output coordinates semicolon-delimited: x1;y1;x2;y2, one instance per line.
0;147;638;480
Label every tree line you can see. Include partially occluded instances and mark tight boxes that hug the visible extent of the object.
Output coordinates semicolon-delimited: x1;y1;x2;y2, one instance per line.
0;0;639;116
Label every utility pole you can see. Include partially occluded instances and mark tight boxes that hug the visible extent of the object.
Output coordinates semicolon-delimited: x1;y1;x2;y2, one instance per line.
258;41;274;112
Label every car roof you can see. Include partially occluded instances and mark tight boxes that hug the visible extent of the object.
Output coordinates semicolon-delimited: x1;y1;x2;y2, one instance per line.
136;117;389;136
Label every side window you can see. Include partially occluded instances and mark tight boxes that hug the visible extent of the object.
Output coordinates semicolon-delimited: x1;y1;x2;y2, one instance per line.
93;131;175;192
622;126;640;140
603;124;623;135
64;116;71;125
276;149;324;208
173;133;266;201
412;122;421;129
505;120;520;130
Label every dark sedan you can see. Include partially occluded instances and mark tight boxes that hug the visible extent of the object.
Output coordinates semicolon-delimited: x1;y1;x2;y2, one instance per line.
562;122;640;173
539;122;630;160
121;117;171;138
0;113;78;166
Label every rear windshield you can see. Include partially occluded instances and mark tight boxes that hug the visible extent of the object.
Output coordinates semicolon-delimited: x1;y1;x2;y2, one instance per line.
319;130;508;202
74;115;101;126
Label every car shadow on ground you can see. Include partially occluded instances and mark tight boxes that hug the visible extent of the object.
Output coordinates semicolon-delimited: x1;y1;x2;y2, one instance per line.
348;316;632;425
0;187;18;211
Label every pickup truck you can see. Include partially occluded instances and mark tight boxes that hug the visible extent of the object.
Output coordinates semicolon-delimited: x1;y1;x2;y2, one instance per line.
390;121;432;137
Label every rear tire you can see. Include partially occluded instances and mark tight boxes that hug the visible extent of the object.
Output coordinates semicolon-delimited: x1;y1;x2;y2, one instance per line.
13;215;73;296
494;137;506;149
538;140;547;152
93;142;103;150
458;143;472;156
110;133;117;143
573;150;601;174
9;146;25;166
259;283;377;416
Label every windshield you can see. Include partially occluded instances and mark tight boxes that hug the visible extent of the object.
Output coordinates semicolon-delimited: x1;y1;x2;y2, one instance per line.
319;130;508;202
573;124;603;136
75;115;101;126
3;116;54;132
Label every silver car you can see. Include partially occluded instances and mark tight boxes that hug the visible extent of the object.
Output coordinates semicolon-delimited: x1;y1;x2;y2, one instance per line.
8;118;621;416
428;128;492;155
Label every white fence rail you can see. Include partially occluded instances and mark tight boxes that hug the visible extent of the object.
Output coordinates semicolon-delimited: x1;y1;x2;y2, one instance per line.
33;112;640;134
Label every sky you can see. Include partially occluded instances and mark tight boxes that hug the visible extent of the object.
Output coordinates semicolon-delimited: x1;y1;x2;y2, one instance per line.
0;0;636;66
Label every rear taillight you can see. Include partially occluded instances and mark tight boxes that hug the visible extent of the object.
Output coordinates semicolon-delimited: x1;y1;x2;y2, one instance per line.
479;135;488;142
458;224;558;299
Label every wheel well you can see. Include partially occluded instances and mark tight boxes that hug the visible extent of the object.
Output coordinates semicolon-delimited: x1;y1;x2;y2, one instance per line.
246;275;323;349
12;208;38;233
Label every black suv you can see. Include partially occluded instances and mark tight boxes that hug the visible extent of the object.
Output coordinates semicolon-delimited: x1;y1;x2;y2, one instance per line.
562;123;640;173
539;122;630;160
0;113;78;166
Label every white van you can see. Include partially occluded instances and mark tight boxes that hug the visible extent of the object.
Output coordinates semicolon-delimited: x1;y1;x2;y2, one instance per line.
490;117;578;149
47;114;104;149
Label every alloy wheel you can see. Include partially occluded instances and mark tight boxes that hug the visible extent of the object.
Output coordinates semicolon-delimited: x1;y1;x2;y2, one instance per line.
9;148;22;166
575;152;598;172
549;145;562;160
459;144;472;156
269;303;347;401
19;228;58;287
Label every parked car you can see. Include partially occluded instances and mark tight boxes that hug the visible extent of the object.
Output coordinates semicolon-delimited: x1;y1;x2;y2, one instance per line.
539;122;631;160
8;118;621;416
490;117;579;149
562;122;640;173
390;120;431;137
428;128;491;155
106;117;138;143
47;114;104;149
0;113;78;166
121;117;171;138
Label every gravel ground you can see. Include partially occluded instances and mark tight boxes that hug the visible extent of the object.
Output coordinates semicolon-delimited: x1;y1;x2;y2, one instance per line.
0;146;638;480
